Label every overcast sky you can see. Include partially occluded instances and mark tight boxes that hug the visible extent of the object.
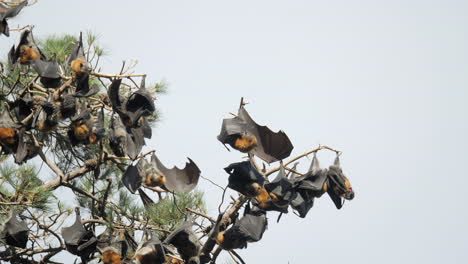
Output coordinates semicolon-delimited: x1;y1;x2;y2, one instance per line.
2;0;468;263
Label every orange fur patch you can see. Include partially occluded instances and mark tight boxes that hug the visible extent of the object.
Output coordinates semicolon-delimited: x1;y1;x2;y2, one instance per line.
0;128;16;145
145;175;166;187
102;250;122;264
233;135;257;152
71;58;87;75
20;46;40;64
74;124;90;140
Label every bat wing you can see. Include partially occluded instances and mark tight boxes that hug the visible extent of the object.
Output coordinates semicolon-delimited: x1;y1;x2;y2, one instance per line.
108;79;124;111
13;128;27;164
152;154;201;193
0;110;20;128
138;189;155;208
74;73;99;97
67;32;85;64
140;116;152;139
235;207;267;242
290;191;315;218
60;94;77;119
217;117;247;146
1;211;29;248
238;106;293;163
327;188;343;209
125;87;155;116
1;1;27;20
265;165;295;202
31;59;61;79
122;164;142;194
164;220;200;261
61;209;97;258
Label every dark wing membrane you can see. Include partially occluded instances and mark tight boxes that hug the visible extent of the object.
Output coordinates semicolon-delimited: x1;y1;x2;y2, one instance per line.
67;32;85;64
216;117;246;144
31;59;61;79
153;155;201;193
107;79;124;112
238;106;293;163
2;211;29;248
1;1;28;20
122;165;142;194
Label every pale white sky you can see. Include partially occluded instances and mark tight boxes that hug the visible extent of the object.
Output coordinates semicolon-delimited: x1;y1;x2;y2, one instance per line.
2;0;468;263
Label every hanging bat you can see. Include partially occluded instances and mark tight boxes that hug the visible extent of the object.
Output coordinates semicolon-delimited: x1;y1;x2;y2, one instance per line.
164;220;201;264
254;165;295;213
216;204;268;250
61;208;97;261
122;153;201;193
9;94;33;128
0;0;28;37
218;104;294;163
68;32;90;76
9;29;44;65
59;93;77;120
0;110;21;154
67;105;94;146
13;127;38;164
98;229;129;264
224;160;265;197
109;115;140;159
33;96;58;132
326;155;355;209
67;32;98;97
0;210;29;248
108;77;155;129
289;153;327;217
31;58;62;88
133;232;166;264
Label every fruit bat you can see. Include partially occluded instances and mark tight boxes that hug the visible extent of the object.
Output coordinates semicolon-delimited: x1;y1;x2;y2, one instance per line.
33;96;58;132
0;1;28;37
68;32;90;76
98;229;129;264
134;232;166;264
109;115;140;159
289;153;326;217
216;204;267;250
9;94;33;128
326;155;355;209
13;127;38;164
0;210;29;248
31;58;62;88
61;208;97;260
0;109;21;154
67;32;98;97
164;220;201;264
125;76;155;122
224;160;265;197
9;29;44;65
163;244;185;264
108;78;155;129
122;153;201;193
151;153;200;193
67;104;95;146
254;165;295;213
218;104;293;163
59;93;77;119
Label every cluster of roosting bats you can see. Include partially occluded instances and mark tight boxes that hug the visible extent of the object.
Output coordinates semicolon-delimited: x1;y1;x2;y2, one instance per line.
0;2;355;263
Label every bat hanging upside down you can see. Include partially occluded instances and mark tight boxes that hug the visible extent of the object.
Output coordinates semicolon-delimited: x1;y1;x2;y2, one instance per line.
230;134;257;153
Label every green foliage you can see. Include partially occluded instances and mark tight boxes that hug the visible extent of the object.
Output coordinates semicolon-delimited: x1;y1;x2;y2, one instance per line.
146;190;206;231
0;163;55;212
38;34;76;63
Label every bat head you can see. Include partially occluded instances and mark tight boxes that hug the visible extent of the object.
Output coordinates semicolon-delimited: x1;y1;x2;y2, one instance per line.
232;133;257;153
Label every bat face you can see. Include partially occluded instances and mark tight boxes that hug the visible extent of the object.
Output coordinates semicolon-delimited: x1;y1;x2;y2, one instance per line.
0;211;29;248
218;105;293;163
